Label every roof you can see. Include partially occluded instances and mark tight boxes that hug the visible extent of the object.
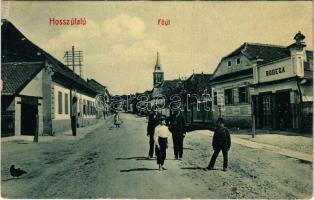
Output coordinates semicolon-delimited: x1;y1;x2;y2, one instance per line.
155;79;182;96
87;79;108;93
224;42;290;65
1;19;97;96
210;68;253;83
1;62;44;95
184;73;212;94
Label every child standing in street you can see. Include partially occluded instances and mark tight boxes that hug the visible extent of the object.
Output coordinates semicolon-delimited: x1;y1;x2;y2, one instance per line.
114;112;121;128
154;116;171;171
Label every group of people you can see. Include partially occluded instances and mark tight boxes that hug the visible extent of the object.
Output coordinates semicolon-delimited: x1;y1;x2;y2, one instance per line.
146;110;231;172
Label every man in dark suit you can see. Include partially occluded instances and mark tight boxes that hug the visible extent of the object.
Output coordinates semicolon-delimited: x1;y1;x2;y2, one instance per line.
147;110;159;159
207;117;231;171
167;110;186;160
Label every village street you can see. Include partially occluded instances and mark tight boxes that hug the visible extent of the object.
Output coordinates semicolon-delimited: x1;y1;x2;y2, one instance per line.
1;113;312;199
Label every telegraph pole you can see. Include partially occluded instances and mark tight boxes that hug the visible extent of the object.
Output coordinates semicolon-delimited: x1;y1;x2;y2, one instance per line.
64;46;84;77
64;46;83;136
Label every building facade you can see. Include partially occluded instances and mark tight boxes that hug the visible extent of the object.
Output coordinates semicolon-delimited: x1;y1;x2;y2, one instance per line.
210;31;313;131
251;32;313;131
1;20;100;136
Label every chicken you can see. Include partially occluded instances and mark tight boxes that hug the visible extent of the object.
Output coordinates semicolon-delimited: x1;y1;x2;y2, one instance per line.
10;165;27;178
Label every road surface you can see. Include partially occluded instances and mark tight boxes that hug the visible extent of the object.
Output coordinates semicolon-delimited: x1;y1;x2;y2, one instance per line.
1;113;312;198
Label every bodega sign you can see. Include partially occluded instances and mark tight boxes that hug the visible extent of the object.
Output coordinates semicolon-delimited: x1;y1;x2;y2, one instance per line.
265;67;285;76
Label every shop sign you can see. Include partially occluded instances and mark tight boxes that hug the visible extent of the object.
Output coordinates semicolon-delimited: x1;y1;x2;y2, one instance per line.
265;67;285;76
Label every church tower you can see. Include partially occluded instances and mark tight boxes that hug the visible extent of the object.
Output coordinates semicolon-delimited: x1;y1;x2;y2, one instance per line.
153;52;164;87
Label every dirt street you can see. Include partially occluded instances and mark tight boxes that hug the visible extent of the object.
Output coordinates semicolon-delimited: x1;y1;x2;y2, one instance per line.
1;113;312;198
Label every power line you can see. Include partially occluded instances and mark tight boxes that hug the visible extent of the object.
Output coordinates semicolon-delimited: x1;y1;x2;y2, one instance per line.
64;46;84;78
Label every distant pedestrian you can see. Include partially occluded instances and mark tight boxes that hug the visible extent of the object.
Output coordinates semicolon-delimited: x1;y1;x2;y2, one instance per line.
167;110;186;160
146;110;159;159
154;116;171;171
207;117;231;171
114;112;121;128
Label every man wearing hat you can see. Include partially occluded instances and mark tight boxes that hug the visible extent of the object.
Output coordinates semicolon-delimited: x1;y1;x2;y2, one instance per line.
207;117;231;171
167;109;186;160
146;110;159;159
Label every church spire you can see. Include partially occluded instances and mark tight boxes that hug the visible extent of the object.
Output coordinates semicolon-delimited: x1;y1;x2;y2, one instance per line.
153;51;164;87
154;51;162;71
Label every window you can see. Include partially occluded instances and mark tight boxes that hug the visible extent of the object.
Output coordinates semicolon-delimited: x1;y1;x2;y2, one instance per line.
214;92;217;105
224;89;233;105
88;101;91;115
238;87;249;103
236;58;241;65
64;93;69;114
58;91;63;114
228;61;232;67
83;100;86;115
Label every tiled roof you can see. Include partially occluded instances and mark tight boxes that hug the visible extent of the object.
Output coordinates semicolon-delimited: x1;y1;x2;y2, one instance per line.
224;43;290;65
184;73;212;94
1;19;97;96
156;79;182;96
210;68;253;83
1;62;44;95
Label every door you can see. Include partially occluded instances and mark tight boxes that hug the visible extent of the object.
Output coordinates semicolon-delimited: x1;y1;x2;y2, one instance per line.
261;94;272;129
276;91;291;130
21;103;38;135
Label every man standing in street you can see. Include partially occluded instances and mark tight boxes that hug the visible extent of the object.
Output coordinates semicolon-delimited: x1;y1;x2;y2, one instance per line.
71;96;78;136
207;117;231;171
146;110;159;159
168;109;186;160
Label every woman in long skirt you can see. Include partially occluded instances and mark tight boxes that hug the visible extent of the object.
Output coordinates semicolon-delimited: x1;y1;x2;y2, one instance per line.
154;116;171;171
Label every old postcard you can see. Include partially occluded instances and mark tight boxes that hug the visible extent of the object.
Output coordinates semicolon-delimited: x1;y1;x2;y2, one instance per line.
1;1;313;199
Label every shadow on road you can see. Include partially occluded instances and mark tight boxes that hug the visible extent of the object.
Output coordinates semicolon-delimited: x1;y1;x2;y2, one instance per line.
115;157;156;161
181;166;208;171
120;168;159;172
183;147;194;150
2;177;19;181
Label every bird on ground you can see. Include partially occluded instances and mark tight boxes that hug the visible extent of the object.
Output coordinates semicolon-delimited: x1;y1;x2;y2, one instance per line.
10;165;27;178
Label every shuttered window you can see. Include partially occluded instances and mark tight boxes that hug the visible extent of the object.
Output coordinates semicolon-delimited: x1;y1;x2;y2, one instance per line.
224;89;233;105
239;87;249;103
64;93;69;114
58;91;62;114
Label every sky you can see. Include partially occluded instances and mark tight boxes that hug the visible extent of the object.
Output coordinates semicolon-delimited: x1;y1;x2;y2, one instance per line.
2;1;312;95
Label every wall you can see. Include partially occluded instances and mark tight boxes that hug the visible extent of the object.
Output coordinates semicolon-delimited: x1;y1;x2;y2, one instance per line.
211;77;253;128
20;70;43;97
257;58;294;83
214;54;252;77
53;83;71;120
52;82;97;134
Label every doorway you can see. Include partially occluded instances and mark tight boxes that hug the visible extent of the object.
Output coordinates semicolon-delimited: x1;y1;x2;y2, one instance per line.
21;99;38;135
276;91;291;130
261;94;272;129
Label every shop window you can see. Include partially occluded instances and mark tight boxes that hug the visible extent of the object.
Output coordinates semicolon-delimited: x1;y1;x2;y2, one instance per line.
227;61;232;67
214;92;217;105
64;93;69;114
225;89;233;105
239;87;249;103
58;91;62;114
236;58;241;65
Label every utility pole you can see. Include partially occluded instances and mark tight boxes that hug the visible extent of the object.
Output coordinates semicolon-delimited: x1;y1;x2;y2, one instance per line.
63;46;83;136
64;46;84;78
